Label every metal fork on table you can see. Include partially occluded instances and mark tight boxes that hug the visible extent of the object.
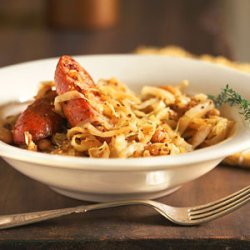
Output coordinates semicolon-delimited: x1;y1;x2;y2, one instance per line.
0;185;249;229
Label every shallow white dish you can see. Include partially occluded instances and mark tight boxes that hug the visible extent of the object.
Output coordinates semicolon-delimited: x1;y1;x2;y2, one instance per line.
0;54;250;202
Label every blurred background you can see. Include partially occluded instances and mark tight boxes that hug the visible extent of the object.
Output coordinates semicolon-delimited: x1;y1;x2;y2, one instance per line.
0;0;249;66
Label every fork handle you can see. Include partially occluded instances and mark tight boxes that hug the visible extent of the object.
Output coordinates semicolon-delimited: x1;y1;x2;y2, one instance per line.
0;200;153;230
0;207;80;229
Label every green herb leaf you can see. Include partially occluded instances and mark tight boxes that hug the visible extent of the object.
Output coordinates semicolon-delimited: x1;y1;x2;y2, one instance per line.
209;84;250;121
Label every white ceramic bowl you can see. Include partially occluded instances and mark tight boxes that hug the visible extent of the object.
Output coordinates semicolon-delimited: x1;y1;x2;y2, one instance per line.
0;55;250;202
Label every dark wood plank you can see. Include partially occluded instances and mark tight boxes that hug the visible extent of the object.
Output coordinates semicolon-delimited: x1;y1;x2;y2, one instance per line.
0;0;247;249
0;0;231;68
0;158;249;249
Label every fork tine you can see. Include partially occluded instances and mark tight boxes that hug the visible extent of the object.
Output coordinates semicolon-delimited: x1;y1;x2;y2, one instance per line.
189;193;249;221
189;185;249;213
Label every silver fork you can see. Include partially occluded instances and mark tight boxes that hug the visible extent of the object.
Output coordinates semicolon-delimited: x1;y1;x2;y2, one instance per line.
0;185;249;229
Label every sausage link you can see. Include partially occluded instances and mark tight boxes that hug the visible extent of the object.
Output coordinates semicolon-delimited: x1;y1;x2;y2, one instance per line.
54;55;98;126
13;91;63;145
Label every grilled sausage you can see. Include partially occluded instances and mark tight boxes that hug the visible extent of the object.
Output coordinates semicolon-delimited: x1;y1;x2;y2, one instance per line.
13;91;63;145
54;55;99;126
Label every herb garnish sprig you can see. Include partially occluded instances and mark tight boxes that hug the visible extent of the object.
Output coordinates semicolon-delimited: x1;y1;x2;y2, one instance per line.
209;84;250;121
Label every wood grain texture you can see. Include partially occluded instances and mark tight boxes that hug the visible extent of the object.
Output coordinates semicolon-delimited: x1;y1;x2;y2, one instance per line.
0;0;248;249
0;159;249;249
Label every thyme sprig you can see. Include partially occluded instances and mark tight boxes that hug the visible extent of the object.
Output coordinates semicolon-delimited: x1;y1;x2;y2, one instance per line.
209;84;250;121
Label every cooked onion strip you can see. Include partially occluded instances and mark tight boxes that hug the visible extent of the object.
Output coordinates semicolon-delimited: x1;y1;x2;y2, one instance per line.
141;86;175;104
54;90;92;115
178;101;214;134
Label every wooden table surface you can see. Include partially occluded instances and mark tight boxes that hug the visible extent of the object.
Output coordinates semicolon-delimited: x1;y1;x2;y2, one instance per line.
0;0;249;249
0;160;249;249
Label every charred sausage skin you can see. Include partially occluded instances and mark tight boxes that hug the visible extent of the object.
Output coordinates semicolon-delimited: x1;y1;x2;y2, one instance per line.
13;91;63;145
54;55;98;126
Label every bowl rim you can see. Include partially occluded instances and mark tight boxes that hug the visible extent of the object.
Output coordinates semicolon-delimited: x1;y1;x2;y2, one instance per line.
1;54;250;171
1;53;250;77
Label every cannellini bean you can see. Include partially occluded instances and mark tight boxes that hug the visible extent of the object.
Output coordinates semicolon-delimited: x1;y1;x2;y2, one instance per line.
37;139;52;151
0;126;13;144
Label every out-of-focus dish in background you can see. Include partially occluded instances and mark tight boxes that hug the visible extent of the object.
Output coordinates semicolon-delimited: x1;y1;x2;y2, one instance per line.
1;0;250;65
